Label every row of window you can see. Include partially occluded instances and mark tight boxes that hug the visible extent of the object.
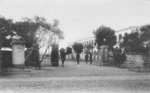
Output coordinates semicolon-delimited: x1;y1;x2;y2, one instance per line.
80;39;96;47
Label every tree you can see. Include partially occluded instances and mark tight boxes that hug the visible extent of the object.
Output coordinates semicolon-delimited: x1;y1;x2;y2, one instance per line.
72;42;83;64
0;15;64;69
0;16;14;74
122;24;150;53
10;16;64;67
65;47;72;60
93;26;116;49
12;16;50;67
0;16;14;48
35;18;64;64
72;42;83;54
140;25;150;47
60;48;65;53
122;32;145;52
66;47;72;55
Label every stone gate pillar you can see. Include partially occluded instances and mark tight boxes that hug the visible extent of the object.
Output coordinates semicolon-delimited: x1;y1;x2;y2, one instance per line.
12;40;25;67
51;43;59;66
99;45;109;66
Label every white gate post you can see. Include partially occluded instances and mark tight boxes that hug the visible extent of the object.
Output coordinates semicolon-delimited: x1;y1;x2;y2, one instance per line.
12;40;25;67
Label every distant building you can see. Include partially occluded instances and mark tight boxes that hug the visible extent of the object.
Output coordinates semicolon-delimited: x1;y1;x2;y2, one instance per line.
67;36;98;53
115;26;141;48
67;26;141;49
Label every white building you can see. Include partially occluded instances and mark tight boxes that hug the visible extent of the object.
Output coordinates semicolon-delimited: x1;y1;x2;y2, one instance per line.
115;26;140;48
68;26;140;49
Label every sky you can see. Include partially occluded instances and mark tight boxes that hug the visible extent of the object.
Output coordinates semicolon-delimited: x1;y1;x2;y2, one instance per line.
0;0;150;48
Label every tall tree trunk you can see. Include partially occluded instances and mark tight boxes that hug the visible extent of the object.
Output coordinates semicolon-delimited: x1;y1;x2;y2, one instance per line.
25;47;34;61
39;43;51;64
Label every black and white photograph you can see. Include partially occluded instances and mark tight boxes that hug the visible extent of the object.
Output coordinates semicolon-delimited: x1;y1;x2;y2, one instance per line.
1;0;150;93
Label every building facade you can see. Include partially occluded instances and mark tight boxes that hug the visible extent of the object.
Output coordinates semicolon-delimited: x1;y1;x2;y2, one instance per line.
66;26;141;62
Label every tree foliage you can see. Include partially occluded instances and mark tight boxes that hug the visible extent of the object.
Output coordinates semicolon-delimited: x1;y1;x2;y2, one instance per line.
122;25;150;53
72;42;83;54
60;48;65;53
140;25;150;45
66;47;72;55
0;16;14;48
122;32;145;52
94;26;116;49
0;15;64;68
0;16;64;49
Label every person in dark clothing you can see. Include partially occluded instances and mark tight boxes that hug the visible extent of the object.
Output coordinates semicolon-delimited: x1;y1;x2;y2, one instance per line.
85;54;88;64
76;53;80;64
89;52;93;64
60;48;66;67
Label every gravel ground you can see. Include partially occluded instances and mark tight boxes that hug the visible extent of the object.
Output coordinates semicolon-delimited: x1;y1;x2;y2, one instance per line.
0;61;150;93
3;61;149;78
0;78;150;93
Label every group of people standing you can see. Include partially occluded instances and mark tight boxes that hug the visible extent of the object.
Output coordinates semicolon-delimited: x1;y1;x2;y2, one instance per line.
85;52;93;64
60;48;93;67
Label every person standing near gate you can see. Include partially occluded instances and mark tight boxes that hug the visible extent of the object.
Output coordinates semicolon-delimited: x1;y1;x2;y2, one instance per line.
76;53;80;64
60;48;66;67
85;54;88;64
89;52;93;64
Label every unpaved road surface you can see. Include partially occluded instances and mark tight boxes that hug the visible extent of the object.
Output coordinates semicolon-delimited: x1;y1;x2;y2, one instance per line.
0;61;150;93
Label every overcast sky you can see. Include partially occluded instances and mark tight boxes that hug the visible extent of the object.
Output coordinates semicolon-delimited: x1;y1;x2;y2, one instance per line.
0;0;150;47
